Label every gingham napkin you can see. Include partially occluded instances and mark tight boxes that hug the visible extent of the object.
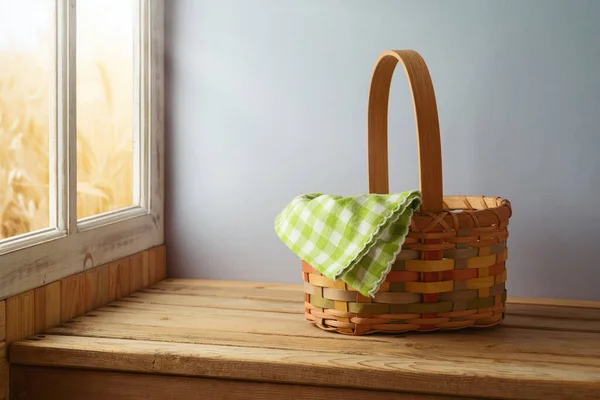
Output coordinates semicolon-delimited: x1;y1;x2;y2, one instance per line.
274;191;421;297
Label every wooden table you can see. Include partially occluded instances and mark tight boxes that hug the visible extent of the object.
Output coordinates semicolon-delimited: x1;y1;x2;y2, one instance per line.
9;279;600;399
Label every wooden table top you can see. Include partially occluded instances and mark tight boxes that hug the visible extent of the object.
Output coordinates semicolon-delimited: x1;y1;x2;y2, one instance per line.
10;279;600;400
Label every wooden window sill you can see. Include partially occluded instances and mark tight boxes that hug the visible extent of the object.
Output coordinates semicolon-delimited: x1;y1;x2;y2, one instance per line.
9;279;600;400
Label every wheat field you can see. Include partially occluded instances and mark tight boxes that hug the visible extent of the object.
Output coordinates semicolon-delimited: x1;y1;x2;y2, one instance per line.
0;2;134;240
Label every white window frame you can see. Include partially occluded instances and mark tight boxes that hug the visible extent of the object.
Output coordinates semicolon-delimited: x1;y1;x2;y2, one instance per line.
0;0;164;300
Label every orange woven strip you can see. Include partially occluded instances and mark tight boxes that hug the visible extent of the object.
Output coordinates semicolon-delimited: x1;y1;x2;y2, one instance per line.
405;280;454;294
406;259;454;272
406;317;450;325
301;261;314;273
437;309;478;318
436;320;476;329
407;231;456;240
404;242;456;251
489;262;505;277
370;323;420;331
350;317;390;325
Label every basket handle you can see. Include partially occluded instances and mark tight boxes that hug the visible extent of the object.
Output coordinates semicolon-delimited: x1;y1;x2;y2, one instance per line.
367;50;443;213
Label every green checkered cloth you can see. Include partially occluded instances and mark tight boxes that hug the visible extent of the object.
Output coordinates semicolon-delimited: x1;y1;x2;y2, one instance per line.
274;190;421;297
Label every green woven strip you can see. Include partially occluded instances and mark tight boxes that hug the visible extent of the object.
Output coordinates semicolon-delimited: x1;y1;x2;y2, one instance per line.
406;301;453;314
374;291;421;304
389;282;405;292
502;290;507;302
391;260;406;271
348;302;390;314
490;242;507;255
303;282;321;296
452;300;467;311
443;247;478;259
309;294;334;309
439;289;478;302
466;296;494;309
389;304;408;314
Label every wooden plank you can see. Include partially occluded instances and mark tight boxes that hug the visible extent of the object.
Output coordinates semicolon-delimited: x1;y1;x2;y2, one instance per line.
151;245;167;282
147;280;600;323
503;314;600;333
0;342;7;400
34;282;61;333
110;258;131;301
0;301;5;342
85;297;600;336
141;251;150;287
9;365;464;400
61;274;86;323
157;278;307;292
507;302;600;321
122;292;600;334
86;265;110;312
45;318;600;368
6;291;34;344
143;282;303;303
10;334;600;400
125;292;303;314
129;253;144;294
509;296;600;309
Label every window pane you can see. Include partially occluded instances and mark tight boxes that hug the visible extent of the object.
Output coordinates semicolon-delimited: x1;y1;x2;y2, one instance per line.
77;0;135;219
0;0;52;239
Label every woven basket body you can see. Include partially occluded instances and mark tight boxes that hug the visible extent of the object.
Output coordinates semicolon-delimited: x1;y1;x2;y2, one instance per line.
302;50;512;335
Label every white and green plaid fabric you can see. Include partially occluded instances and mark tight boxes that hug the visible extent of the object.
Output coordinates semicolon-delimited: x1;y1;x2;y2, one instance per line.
275;190;421;297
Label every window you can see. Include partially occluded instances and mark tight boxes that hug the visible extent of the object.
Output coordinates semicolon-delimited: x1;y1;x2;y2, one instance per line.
0;0;164;299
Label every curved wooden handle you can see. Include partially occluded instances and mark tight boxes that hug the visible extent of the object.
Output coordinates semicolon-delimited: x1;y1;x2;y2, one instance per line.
367;50;443;212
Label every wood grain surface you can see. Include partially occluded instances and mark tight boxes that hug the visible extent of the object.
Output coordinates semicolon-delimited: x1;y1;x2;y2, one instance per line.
9;279;600;400
11;366;473;400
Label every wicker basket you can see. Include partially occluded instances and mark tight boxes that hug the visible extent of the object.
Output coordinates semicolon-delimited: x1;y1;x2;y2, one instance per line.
302;50;512;335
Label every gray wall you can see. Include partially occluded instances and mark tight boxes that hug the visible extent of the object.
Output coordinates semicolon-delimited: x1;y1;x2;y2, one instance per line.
165;0;600;300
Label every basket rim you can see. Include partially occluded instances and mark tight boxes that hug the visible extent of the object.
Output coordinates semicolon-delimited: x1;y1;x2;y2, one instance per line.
410;195;512;232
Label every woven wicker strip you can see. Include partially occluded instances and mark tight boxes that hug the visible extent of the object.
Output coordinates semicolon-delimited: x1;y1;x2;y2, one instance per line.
406;259;454;272
302;50;512;335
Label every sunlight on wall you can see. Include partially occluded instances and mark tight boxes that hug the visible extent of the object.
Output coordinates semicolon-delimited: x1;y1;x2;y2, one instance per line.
0;0;135;239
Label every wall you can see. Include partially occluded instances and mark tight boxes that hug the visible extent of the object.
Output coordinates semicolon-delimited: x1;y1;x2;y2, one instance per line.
165;0;600;300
